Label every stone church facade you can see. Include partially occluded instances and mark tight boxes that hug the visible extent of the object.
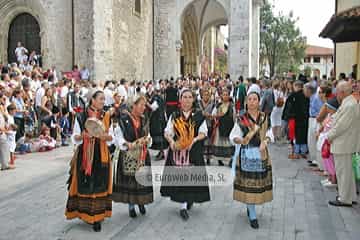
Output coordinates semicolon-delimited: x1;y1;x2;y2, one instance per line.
0;0;262;81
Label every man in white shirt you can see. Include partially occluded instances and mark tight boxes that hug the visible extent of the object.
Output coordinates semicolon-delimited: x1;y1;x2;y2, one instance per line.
117;78;128;101
247;77;261;95
15;42;28;63
35;82;49;108
104;81;115;110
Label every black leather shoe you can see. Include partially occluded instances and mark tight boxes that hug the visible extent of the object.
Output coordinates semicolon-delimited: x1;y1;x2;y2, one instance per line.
336;196;357;205
93;222;101;232
139;205;146;215
129;209;137;218
187;202;193;210
328;200;352;207
180;209;189;221
218;160;224;166
156;152;165;160
250;219;259;229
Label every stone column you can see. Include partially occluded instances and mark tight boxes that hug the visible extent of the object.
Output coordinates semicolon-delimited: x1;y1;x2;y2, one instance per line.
93;0;113;82
228;0;252;79
154;0;178;80
74;0;113;83
74;0;94;75
210;27;216;73
251;0;261;79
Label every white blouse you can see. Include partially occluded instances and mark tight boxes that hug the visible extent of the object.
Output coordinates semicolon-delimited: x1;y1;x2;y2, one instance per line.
113;125;152;151
229;122;244;146
71;119;114;146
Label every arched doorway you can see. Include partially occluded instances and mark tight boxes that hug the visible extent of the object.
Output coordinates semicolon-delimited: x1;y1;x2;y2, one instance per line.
7;13;41;63
180;0;228;78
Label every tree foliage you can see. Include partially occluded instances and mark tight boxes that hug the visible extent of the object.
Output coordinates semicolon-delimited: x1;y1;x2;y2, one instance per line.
260;1;306;77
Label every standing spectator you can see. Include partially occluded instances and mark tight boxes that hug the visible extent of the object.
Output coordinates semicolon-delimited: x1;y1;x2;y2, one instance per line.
117;78;128;102
6;123;17;165
260;79;275;128
104;81;115;111
247;77;261;95
328;81;360;207
12;89;27;141
0;93;14;170
284;81;309;159
15;42;28;63
29;51;40;66
233;76;247;113
71;65;81;82
271;80;285;142
304;83;323;168
39;88;55;123
80;66;90;81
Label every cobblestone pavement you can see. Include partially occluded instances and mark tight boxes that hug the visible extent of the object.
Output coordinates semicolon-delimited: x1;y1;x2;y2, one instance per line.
0;144;359;240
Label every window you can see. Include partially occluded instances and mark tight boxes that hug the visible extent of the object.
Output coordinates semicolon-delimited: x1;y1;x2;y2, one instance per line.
304;57;311;63
134;0;141;16
313;57;321;63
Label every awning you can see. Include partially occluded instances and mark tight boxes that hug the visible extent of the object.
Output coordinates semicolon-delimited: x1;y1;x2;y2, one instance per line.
320;6;360;43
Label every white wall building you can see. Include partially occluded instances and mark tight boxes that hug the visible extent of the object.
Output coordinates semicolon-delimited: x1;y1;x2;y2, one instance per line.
300;45;334;78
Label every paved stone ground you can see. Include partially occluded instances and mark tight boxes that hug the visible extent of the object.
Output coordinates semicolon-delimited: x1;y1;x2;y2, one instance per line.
0;144;359;240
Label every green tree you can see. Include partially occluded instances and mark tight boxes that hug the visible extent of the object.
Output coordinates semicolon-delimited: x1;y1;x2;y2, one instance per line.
304;66;312;77
260;1;306;77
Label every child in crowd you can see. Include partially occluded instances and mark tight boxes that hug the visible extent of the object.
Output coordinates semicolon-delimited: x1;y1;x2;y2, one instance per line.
17;132;33;154
6;104;15;124
38;126;56;152
41;106;60;140
24;98;37;135
6;123;17;165
60;108;70;146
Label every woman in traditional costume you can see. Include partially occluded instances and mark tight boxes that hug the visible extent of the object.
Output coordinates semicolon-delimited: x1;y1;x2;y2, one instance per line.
112;95;154;218
230;92;273;229
65;91;114;232
211;88;235;166
198;87;215;165
160;89;210;221
148;86;168;160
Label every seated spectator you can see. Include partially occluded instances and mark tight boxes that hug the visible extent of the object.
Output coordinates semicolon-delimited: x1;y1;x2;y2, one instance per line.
17;132;33;154
41;106;60;140
38;126;56;152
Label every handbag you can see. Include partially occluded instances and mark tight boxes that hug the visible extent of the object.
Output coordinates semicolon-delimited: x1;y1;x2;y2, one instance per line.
352;153;360;181
321;139;331;159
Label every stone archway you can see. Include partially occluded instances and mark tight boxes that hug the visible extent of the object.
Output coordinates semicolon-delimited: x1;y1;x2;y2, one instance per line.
154;0;262;80
181;5;200;76
180;0;228;77
7;13;41;63
0;3;46;66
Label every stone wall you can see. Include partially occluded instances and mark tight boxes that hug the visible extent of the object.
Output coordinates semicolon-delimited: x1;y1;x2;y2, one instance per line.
74;0;94;74
0;0;73;72
112;0;153;82
154;0;178;80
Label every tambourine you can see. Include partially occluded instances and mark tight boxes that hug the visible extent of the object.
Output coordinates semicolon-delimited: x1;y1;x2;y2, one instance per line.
84;118;105;138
